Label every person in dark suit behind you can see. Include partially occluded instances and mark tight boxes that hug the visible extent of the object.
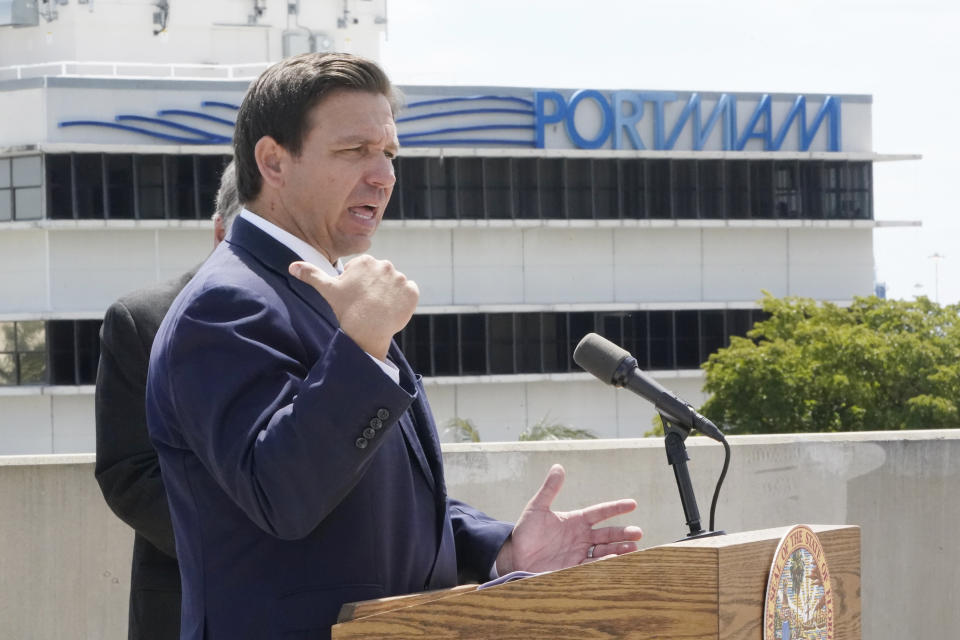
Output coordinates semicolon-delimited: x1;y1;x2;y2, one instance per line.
146;53;644;640
94;160;241;640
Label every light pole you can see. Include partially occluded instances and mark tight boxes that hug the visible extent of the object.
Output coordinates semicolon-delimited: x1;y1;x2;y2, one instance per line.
928;253;945;303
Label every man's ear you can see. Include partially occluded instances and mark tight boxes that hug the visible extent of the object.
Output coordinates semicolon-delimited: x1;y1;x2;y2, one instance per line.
254;136;287;189
213;214;226;245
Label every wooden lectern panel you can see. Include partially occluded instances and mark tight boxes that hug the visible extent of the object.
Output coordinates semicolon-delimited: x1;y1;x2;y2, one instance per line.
715;524;861;639
333;524;860;640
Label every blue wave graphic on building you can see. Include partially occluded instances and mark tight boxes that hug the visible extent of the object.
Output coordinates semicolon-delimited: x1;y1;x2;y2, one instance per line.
57;95;536;147
59;101;239;144
397;95;536;147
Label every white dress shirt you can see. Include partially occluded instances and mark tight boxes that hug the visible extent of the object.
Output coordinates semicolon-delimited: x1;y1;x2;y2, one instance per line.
238;209;400;384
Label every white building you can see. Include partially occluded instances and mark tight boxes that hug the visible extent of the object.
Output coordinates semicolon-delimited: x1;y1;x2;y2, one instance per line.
0;0;918;452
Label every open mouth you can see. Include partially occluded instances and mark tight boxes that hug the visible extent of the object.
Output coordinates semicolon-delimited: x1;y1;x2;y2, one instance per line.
349;204;378;221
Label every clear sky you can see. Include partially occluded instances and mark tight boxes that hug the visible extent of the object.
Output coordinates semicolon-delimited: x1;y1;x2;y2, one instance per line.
380;0;960;304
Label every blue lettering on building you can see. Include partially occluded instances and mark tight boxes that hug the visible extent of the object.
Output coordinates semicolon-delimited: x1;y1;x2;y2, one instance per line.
533;90;842;151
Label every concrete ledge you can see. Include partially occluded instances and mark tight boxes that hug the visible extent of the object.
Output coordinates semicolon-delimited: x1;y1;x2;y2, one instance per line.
2;430;957;638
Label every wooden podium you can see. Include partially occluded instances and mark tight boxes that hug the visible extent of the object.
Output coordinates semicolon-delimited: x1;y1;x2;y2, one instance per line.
333;524;860;640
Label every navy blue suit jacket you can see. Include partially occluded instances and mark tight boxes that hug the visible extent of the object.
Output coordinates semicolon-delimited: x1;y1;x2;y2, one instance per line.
146;217;512;639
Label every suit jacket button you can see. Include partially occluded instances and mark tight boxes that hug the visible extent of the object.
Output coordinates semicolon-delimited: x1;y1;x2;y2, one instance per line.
376;408;390;420
369;417;383;430
355;437;368;449
363;427;376;439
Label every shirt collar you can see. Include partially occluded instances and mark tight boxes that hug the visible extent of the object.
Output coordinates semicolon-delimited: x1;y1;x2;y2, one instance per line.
239;208;343;276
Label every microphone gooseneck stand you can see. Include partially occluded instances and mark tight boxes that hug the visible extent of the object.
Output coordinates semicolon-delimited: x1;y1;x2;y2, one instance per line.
659;413;726;541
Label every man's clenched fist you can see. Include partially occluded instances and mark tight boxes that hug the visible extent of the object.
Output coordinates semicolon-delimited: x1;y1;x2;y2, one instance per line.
289;255;419;360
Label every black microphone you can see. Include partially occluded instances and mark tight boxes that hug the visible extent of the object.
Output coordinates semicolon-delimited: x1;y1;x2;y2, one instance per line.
573;333;726;443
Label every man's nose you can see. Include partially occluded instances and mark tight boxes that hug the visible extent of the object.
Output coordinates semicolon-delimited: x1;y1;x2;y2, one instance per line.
368;154;396;189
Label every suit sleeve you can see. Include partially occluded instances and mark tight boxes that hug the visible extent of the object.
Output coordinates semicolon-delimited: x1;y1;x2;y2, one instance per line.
155;284;416;540
448;499;514;583
95;300;177;558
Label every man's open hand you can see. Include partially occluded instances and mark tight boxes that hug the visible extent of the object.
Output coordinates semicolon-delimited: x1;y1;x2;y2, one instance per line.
495;464;643;574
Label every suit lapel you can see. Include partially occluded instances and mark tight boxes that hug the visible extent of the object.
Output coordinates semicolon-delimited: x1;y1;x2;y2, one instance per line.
389;341;440;494
226;216;339;329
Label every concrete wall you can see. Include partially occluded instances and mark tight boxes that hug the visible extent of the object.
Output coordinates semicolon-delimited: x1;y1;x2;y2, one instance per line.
1;430;957;639
0;223;875;314
425;373;709;441
0;391;96;454
373;224;876;306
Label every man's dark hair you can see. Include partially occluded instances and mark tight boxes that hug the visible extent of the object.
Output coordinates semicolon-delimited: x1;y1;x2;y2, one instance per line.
233;52;398;204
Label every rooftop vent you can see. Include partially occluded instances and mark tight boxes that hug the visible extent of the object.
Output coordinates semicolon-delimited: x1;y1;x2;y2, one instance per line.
0;0;39;27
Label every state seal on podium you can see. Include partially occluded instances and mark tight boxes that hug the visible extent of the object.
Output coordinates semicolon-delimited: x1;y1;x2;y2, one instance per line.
763;524;834;640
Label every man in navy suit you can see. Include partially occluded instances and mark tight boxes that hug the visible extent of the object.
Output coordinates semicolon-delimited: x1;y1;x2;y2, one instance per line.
146;53;643;639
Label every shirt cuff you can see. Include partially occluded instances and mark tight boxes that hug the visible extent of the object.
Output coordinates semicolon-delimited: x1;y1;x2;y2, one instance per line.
369;353;400;385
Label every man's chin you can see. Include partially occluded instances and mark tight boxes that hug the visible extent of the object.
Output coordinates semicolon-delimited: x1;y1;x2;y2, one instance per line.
339;238;374;260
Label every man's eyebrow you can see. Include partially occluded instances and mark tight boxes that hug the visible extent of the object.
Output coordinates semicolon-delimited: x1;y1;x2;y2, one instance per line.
333;133;400;153
332;134;374;146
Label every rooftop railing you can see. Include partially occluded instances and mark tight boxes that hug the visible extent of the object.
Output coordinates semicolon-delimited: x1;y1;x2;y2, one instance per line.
0;60;270;81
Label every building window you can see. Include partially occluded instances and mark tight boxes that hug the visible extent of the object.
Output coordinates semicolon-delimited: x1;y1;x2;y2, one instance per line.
167;155;198;220
429;158;457;219
726;161;751;218
565;158;593;219
459;314;487;374
699;310;727;362
0;158;12;222
484;158;513;219
620;159;646;219
623;311;650;369
699;161;725;220
672;160;698;219
488;313;515;374
594;159;619;219
846;162;872;219
0;319;102;387
48;321;76;385
539;159;564;219
46;155;73;220
774;161;801;218
12;153;874;224
0;155;44;221
540;312;569;373
515;158;540;219
397;309;765;378
823;162;845;219
800;161;824;219
106;155;136;219
136;155;166;219
648;310;675;369
0;312;767;388
515;312;542;372
675;310;700;368
432;314;459;376
457;158;484;219
0;321;47;385
647;160;672;218
399;314;431;375
75;154;106;219
750;161;774;219
37;153;232;221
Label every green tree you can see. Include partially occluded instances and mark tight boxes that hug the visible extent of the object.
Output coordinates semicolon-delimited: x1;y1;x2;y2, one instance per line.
700;294;960;433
